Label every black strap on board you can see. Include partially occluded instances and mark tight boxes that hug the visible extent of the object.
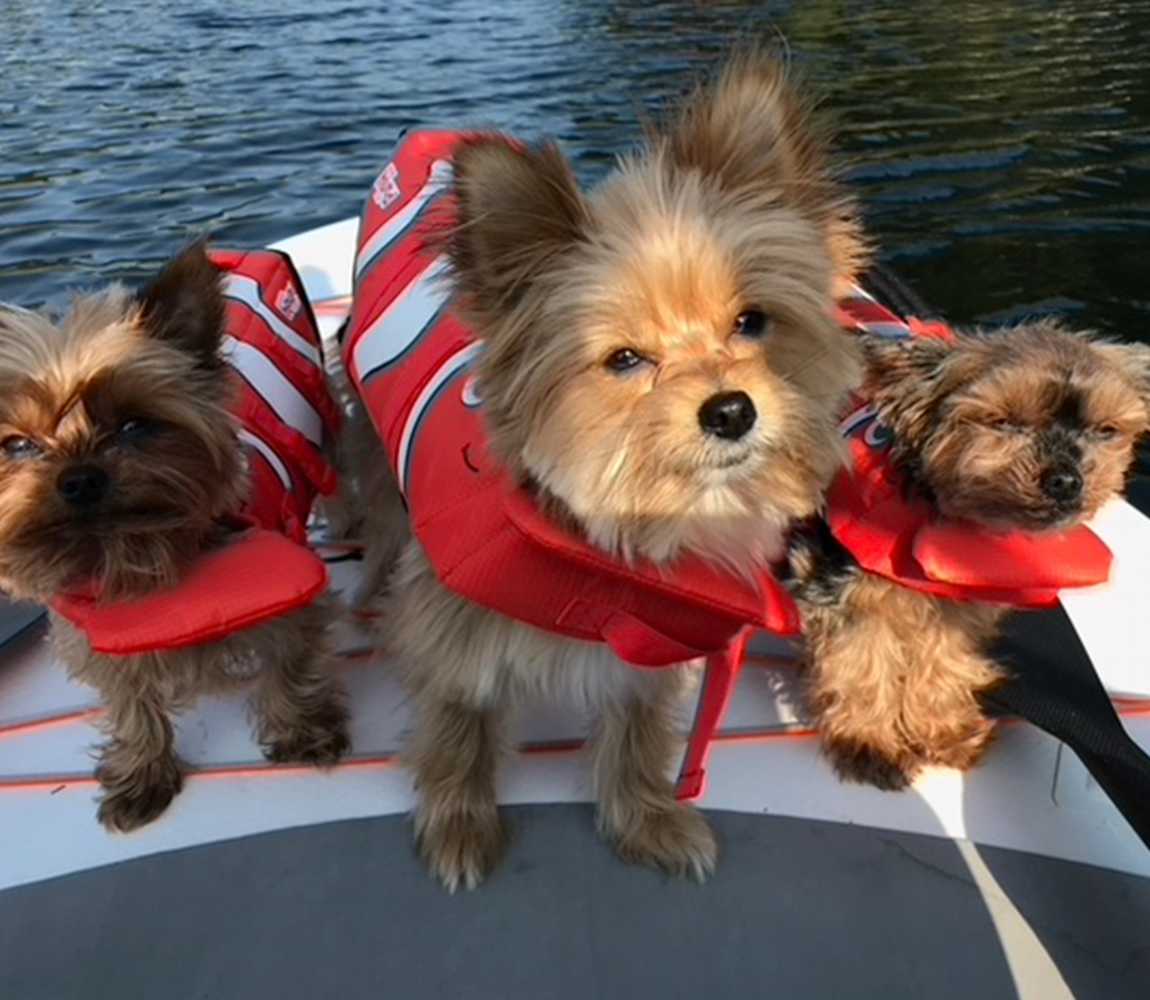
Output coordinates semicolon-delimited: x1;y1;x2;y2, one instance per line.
988;609;1150;849
860;262;1150;850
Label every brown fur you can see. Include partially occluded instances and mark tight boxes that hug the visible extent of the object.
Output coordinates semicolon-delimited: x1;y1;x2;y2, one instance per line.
0;245;349;831
354;50;864;889
792;321;1150;787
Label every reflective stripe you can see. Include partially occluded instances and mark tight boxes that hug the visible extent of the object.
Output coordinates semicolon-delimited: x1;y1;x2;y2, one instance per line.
396;340;484;494
354;160;453;280
855;320;911;339
223;336;323;447
351;256;451;382
239;429;292;490
223;274;322;367
838;403;877;436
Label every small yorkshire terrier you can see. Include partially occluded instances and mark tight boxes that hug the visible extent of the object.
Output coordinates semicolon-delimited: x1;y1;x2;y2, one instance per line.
356;51;866;889
791;320;1150;789
0;247;349;831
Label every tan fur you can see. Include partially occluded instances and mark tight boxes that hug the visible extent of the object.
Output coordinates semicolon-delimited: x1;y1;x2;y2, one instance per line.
792;321;1150;787
0;245;349;830
354;49;863;889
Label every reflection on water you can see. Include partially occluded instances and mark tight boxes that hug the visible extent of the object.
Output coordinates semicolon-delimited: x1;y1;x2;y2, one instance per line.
2;0;1149;339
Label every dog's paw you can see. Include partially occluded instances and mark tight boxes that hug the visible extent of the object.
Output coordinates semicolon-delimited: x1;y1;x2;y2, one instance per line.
415;805;505;893
262;702;351;767
825;737;915;791
96;759;184;833
609;804;717;882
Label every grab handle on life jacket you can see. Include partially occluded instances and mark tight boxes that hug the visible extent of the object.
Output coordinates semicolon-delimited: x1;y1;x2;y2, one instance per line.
675;629;751;801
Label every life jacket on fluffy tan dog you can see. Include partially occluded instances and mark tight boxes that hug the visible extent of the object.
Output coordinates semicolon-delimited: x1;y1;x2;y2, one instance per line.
830;289;1112;605
52;249;338;655
344;129;804;800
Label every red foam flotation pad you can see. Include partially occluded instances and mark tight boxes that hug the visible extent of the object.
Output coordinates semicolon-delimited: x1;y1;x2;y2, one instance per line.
52;529;328;655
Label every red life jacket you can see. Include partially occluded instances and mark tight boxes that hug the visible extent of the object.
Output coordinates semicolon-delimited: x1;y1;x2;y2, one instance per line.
51;250;338;655
343;129;801;800
830;288;1113;606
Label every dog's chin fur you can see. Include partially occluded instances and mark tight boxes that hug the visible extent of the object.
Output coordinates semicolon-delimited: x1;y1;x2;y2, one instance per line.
0;261;246;603
446;49;864;573
0;243;350;833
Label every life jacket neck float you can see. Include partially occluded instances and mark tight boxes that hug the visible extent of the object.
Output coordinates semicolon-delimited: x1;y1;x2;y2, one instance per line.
51;249;339;656
343;129;801;801
831;288;1112;605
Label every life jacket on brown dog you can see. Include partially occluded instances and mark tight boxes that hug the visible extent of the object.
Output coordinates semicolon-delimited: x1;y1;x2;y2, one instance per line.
52;250;339;656
830;288;1112;606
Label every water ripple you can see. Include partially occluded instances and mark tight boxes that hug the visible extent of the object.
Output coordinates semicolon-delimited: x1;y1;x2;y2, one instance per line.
1;0;1149;337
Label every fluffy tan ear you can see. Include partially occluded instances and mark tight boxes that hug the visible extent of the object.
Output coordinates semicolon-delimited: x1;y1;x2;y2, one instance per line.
658;48;867;280
448;134;587;319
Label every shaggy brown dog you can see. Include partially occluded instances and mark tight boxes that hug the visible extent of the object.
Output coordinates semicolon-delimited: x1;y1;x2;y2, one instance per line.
791;321;1150;789
0;248;349;832
354;50;866;890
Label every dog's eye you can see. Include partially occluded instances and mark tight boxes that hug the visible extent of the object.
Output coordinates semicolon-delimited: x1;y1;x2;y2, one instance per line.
734;309;770;339
604;348;647;373
990;418;1017;432
1096;422;1120;439
1;435;43;460
116;418;157;442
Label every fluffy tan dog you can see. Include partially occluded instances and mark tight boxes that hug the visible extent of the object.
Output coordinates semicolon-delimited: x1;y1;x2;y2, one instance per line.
352;50;865;890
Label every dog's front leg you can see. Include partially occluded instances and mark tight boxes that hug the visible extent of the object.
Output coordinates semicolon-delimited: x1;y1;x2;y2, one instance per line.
591;668;717;881
408;694;507;893
250;603;350;767
95;684;184;833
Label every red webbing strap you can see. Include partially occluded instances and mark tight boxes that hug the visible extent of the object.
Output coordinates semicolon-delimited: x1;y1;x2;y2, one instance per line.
675;628;751;801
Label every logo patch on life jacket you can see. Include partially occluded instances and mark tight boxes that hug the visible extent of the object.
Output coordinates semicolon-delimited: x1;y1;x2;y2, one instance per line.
839;403;894;452
372;162;402;210
274;284;302;321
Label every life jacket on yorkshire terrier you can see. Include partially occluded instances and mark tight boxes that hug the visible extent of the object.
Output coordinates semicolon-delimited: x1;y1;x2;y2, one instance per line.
338;59;1128;891
0;246;350;833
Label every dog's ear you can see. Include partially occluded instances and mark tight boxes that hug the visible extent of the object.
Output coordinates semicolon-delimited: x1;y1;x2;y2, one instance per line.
860;334;956;444
1093;339;1150;414
448;134;587;320
861;334;952;387
136;240;226;369
658;48;867;280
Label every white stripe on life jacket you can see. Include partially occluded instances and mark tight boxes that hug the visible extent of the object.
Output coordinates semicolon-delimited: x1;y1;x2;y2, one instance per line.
351;255;451;382
844;284;878;304
354;160;453;280
396;340;484;495
239;428;292;491
223;274;322;368
223;335;324;447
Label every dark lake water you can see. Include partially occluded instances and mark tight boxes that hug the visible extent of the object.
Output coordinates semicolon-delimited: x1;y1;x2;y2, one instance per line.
2;0;1149;340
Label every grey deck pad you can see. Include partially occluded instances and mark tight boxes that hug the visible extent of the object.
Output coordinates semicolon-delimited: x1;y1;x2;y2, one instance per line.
1;808;1146;999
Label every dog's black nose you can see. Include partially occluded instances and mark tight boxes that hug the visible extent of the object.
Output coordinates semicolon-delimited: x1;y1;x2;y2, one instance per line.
698;391;757;440
1041;467;1083;506
57;465;109;507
